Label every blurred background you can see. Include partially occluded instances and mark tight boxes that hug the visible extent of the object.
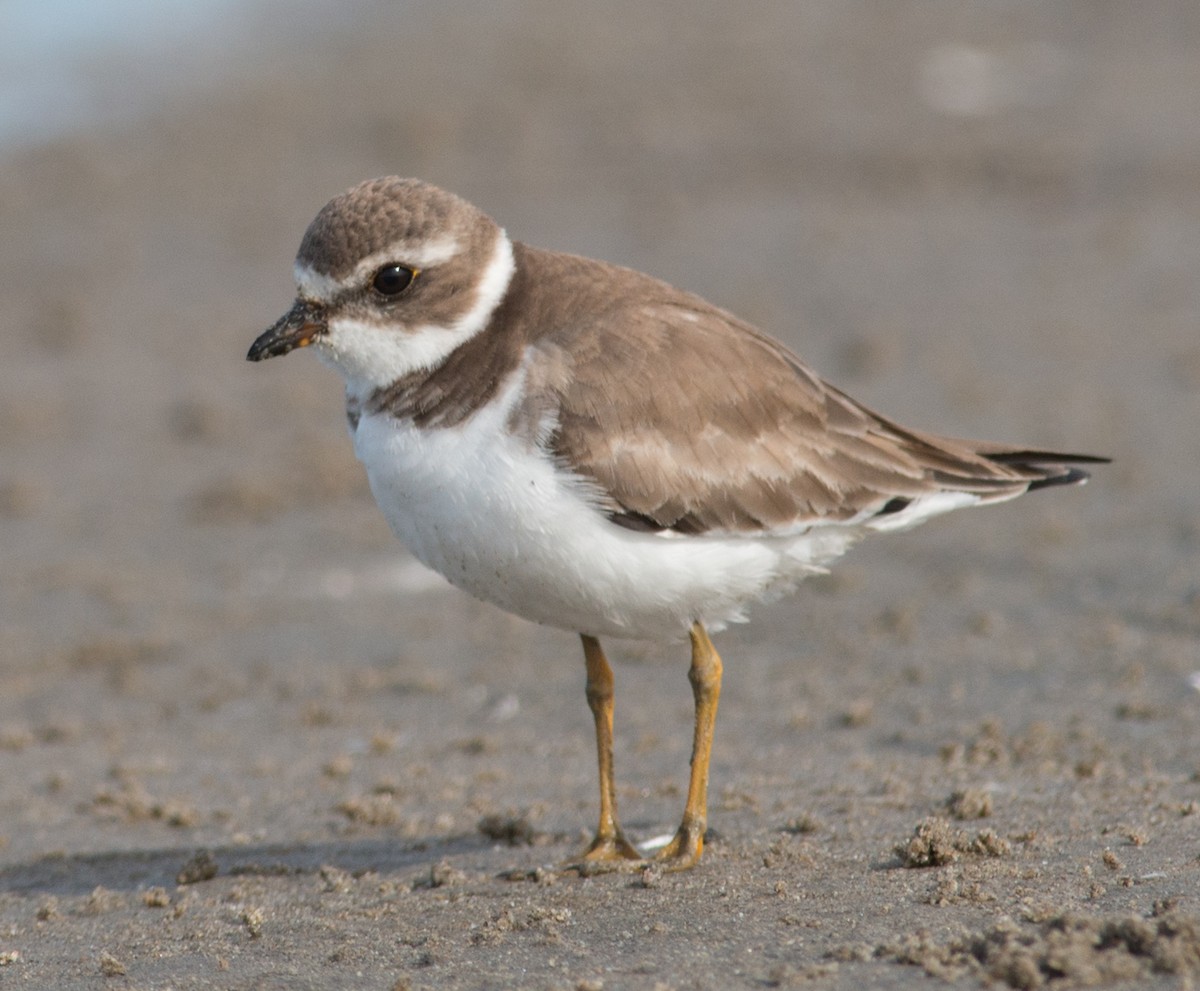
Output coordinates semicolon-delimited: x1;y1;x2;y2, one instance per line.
0;0;1197;975
2;1;1200;979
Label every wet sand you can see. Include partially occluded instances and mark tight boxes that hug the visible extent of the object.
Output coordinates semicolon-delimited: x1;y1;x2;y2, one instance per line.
2;2;1198;988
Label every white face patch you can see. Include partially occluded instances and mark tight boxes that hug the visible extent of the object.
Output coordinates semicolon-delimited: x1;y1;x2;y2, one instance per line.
311;231;516;398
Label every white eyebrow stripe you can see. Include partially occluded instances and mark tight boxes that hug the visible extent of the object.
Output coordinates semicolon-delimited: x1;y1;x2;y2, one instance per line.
294;235;463;302
391;235;462;269
294;263;341;301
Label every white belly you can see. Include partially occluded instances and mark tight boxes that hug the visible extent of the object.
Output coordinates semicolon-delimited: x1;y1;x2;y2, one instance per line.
352;377;862;640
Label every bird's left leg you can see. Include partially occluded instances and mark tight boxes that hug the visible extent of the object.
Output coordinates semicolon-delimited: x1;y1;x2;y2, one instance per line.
654;621;723;869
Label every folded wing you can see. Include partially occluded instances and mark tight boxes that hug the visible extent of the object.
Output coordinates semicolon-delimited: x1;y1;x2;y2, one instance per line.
545;300;1104;536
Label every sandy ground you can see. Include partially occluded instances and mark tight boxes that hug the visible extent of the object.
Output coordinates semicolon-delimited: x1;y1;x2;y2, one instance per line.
2;2;1199;988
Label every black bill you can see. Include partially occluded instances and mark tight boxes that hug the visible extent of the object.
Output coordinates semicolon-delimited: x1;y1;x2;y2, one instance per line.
247;299;327;361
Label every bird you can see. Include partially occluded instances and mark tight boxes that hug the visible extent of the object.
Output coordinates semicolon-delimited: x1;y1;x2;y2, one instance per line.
247;176;1105;871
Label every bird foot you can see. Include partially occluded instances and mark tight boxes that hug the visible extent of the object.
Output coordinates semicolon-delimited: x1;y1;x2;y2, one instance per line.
649;820;705;872
561;831;644;874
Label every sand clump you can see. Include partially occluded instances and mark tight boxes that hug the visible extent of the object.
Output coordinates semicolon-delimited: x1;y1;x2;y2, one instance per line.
896;816;1013;868
882;909;1200;988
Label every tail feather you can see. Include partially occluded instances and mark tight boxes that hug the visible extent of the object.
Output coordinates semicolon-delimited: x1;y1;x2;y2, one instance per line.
1025;467;1092;491
982;450;1110;491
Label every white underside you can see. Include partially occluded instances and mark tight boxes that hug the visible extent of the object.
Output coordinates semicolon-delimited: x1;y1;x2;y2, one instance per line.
351;366;952;641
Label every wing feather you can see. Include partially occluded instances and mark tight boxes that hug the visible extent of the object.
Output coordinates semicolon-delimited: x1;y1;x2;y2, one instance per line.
541;298;1095;535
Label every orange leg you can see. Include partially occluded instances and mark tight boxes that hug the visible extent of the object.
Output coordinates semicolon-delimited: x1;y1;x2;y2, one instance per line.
574;634;641;865
655;622;723;869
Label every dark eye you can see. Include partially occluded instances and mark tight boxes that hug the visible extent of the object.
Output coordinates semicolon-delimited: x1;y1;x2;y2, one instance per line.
371;264;416;296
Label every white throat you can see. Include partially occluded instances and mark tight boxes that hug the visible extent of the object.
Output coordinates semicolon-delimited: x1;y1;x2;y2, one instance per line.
308;231;515;401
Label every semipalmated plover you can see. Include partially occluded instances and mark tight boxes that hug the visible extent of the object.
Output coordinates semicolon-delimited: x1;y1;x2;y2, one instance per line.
248;177;1105;870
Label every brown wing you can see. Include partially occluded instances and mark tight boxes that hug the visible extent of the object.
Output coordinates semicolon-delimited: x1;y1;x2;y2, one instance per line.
544;298;1100;535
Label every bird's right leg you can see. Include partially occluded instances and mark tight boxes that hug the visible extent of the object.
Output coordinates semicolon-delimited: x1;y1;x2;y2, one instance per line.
573;634;642;865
